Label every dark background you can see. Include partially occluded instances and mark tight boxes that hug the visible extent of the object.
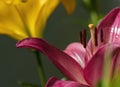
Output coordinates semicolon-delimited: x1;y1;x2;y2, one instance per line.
0;0;119;87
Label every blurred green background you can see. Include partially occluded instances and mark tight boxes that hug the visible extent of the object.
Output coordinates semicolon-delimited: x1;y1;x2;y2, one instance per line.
0;0;119;87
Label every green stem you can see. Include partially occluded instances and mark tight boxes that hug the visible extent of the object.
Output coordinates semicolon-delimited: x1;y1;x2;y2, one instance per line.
34;51;46;87
90;11;99;25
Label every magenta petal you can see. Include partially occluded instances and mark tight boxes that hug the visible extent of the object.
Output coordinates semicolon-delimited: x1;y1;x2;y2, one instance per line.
97;7;120;44
86;8;120;56
84;43;120;86
84;47;104;86
45;77;89;87
16;38;87;84
64;42;87;68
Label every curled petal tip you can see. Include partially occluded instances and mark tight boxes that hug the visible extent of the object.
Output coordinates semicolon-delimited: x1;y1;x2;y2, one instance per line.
16;40;22;48
16;41;22;48
16;38;31;47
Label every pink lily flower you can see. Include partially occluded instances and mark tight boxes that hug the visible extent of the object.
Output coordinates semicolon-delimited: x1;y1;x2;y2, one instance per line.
16;7;120;87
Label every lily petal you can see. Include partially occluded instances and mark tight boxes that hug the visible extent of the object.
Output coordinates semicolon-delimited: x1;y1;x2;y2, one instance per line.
64;42;87;68
13;0;59;37
12;0;43;37
34;0;59;37
0;1;28;40
16;38;87;85
0;0;59;40
97;7;120;44
84;43;120;86
45;77;89;87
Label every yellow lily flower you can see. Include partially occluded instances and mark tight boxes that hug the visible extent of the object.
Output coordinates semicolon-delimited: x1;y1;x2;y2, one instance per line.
0;0;59;40
0;0;75;40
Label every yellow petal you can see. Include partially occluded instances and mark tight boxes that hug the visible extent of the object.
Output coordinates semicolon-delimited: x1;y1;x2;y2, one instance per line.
0;26;28;40
0;1;28;40
60;0;76;15
0;0;59;40
10;0;41;37
35;0;59;37
13;0;59;37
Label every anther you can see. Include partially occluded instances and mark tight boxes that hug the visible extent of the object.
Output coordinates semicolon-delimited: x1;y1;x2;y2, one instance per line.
79;29;87;48
100;29;104;42
94;27;98;46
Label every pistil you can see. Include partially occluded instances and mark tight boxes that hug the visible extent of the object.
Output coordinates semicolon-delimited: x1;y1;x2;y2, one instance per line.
88;24;98;46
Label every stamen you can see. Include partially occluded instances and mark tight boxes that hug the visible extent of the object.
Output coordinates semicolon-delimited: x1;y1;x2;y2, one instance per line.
94;27;98;46
79;29;87;48
100;29;104;42
82;29;87;48
88;24;98;46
